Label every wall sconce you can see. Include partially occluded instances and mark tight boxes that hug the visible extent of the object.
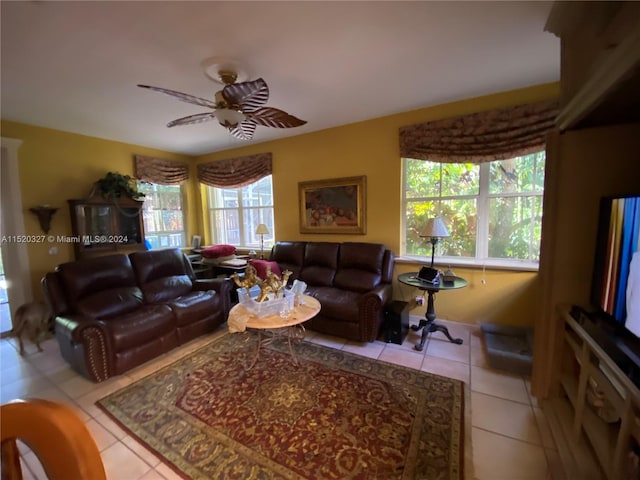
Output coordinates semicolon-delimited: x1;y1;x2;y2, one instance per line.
255;223;270;259
29;205;58;234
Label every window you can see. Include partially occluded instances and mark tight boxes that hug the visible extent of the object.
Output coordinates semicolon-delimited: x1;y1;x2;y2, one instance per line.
206;175;274;248
137;183;186;248
402;152;545;268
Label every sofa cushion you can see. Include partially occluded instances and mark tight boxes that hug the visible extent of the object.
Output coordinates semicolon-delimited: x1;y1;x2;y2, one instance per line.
76;287;144;319
143;275;193;303
130;249;194;303
201;244;236;259
339;242;386;271
309;287;360;323
300;242;339;287
58;254;138;310
334;243;385;292
106;304;175;352
168;290;218;327
248;259;282;280
270;242;306;279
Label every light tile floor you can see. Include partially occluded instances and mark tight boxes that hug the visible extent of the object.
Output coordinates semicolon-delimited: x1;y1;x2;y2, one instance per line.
0;317;565;480
0;273;11;334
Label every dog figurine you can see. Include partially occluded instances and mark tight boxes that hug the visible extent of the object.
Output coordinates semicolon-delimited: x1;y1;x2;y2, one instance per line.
1;302;51;355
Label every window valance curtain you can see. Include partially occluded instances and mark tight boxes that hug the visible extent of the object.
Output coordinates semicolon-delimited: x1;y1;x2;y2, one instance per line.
399;99;558;163
197;152;272;188
134;155;189;185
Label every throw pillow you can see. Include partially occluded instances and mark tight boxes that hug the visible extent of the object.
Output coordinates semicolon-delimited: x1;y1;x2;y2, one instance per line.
249;259;282;280
201;244;237;259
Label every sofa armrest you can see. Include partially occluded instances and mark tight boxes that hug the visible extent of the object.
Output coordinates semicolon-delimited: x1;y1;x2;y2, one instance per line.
358;283;393;306
357;283;394;341
191;277;232;293
55;315;113;382
56;314;101;341
192;277;233;316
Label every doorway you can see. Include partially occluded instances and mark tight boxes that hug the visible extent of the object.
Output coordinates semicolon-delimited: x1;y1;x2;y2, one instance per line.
1;137;33;333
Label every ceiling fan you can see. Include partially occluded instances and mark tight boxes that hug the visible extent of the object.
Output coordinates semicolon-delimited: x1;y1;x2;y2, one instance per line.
138;69;306;140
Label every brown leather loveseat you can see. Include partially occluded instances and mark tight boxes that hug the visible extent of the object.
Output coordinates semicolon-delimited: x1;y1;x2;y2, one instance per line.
269;241;394;342
43;248;232;382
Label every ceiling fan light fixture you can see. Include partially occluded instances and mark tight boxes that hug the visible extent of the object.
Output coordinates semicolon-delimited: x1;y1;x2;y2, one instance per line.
140;62;305;140
215;108;245;128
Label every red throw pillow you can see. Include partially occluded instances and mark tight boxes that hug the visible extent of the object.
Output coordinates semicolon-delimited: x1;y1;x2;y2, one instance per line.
201;244;236;259
249;259;282;280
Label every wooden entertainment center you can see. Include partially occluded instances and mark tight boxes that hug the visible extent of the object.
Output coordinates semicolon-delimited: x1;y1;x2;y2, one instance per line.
550;306;640;478
533;2;640;478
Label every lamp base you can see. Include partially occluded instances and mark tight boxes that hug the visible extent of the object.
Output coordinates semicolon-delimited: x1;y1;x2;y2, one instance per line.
430;237;438;267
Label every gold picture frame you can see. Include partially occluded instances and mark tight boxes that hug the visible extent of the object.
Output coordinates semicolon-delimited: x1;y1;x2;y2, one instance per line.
298;176;366;234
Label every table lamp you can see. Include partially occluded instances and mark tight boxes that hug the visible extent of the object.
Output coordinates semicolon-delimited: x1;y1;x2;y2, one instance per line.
420;217;450;268
255;223;270;259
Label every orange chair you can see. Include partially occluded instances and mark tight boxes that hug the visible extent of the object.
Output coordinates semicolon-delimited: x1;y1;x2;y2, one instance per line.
1;398;106;480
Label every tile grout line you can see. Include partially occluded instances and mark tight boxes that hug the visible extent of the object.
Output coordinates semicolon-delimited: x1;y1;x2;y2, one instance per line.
3;323;556;480
472;425;548;449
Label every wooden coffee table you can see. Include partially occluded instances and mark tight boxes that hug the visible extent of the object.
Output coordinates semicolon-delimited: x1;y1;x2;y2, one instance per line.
228;294;321;369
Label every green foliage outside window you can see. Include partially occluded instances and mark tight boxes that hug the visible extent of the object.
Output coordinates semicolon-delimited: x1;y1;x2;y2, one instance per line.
405;162;479;257
404;152;544;264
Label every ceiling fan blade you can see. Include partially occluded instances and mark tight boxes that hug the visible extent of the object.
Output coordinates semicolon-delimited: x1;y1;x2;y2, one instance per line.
248;107;307;129
222;78;269;112
138;84;216;109
229;119;257;140
167;112;217;128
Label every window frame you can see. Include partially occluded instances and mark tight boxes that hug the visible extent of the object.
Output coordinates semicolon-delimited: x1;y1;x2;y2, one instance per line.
137;182;187;249
401;154;545;271
206;175;275;249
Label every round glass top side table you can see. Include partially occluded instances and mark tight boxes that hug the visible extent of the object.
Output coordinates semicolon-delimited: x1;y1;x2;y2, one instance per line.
397;272;468;351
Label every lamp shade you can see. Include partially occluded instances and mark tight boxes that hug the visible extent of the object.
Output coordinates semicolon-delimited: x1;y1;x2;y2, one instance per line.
420;217;450;238
255;223;270;235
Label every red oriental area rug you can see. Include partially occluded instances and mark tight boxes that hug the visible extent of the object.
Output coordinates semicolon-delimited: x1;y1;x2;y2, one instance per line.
97;333;465;479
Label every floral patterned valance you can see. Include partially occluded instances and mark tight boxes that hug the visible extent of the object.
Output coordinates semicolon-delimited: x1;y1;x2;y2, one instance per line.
134;155;189;185
197;152;272;188
399;99;559;163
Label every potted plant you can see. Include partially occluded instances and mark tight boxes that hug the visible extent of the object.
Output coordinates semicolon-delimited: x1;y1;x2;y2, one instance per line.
95;172;145;200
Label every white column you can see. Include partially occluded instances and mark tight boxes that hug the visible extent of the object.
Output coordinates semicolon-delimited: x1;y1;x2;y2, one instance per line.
1;137;33;321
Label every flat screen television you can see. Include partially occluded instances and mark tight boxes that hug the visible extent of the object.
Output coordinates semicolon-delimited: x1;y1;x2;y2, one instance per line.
591;195;640;333
588;195;640;383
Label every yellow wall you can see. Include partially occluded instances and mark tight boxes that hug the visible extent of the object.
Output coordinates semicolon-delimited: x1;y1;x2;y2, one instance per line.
196;82;559;325
532;123;640;396
0;122;195;297
393;264;540;325
2;82;558;326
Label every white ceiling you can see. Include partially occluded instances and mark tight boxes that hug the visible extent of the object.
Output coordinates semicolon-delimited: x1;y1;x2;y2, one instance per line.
1;1;559;156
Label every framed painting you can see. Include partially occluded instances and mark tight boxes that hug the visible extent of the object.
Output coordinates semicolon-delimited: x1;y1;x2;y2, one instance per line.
298;176;366;234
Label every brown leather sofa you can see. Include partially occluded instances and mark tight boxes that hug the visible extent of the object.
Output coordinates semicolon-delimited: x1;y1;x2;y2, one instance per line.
43;248;232;382
269;241;394;342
